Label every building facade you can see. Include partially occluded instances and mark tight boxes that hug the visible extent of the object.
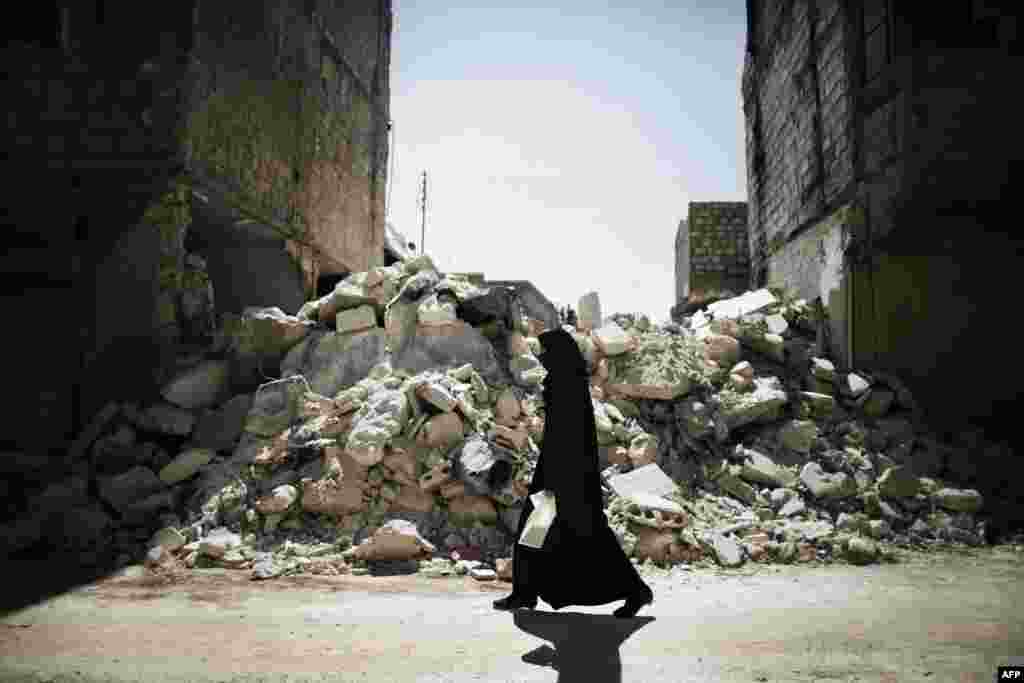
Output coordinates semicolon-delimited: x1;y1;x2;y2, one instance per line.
743;0;1021;442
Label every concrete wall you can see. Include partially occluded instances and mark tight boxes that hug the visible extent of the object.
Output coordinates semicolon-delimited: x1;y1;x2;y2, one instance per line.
687;202;749;296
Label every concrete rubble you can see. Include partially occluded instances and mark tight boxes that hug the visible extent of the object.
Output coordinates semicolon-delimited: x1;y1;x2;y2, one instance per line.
7;252;1022;586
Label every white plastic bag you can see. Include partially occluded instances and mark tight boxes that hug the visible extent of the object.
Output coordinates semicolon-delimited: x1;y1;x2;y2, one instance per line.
518;490;557;549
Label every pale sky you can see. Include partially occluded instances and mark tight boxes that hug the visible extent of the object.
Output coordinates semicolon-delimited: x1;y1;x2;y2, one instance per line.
386;1;748;324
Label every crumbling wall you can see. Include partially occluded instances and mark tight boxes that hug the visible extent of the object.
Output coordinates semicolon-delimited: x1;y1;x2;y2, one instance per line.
182;0;390;296
687;202;749;297
743;0;853;286
674;218;690;306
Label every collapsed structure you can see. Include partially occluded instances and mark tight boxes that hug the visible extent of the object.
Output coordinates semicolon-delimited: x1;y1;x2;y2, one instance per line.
6;242;1020;583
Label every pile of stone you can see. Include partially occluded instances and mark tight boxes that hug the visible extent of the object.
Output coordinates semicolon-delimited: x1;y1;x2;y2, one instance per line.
4;257;1020;582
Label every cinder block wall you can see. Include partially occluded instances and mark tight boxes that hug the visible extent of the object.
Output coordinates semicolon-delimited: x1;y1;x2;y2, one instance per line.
687;202;750;297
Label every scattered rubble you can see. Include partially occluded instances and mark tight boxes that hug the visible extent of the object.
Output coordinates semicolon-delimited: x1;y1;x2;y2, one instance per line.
8;255;1022;588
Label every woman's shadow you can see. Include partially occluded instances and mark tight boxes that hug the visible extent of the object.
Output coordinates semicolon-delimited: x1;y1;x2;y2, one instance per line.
513;609;655;683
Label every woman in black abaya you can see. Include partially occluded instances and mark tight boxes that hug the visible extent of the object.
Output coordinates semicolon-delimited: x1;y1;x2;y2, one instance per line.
493;328;654;617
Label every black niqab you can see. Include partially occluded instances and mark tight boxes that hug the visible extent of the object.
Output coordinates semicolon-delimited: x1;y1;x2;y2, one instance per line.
510;328;651;609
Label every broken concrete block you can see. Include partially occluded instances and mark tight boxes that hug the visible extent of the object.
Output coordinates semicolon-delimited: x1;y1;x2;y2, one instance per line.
416;382;457;412
764;314;789;335
862;389;895;418
494;388;521;426
392;321;504;384
493;423;529;451
254;484;299;514
244;375;311;437
716;377;788;430
737;446;798;488
345;389;411;466
233;307;313;361
716;466;758;505
454;436;515;497
844;373;871;397
777;497;806;517
607;463;678;499
577;291;602;331
199;527;242;558
876;465;920;499
148;527;187;553
843;537;878;565
158;448;215;485
282;329;387;398
161;360;231;411
628;433;659;468
700;531;745;567
703;334;741;367
99;466;166;513
811;357;835;382
705;289;777;320
336;305;378;334
932;488;983;513
417;412;464;450
800;463;857;499
448;495;498;526
354;520;436;561
418;294;458;326
777;420;818;454
592;321;632;356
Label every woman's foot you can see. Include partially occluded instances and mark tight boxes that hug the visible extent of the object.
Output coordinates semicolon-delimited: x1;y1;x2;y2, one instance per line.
493;593;538;610
613;586;653;618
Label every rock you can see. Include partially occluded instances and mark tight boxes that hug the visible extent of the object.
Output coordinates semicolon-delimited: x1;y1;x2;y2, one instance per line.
876;466;921;499
315;274;383;325
191;394;253;452
448;495;498;526
99;466;166;513
69;402;121;461
454;437;516;497
933;488;984;513
608;463;679;498
810;357;835;382
703;334;741;366
244;375;311;437
131;402;196;436
158;448;216;485
605;343;693;401
254;484;299;514
764;314;789;335
336;305;378;334
282;329;387;398
835;512;871;534
799;463;857;499
416;382;457;412
716;466;758;505
417;412;465;450
737;446;798;488
730;361;754;379
199;527;242;558
232;307;312;362
592;321;632;356
746;333;785;363
454;285;515;327
352;520;436;561
701;531;745;567
777;420;818;454
843;373;870;397
418;294;458;326
492;424;529;451
715;376;788;430
149;527;187;552
495;557;514;581
777;497;806;517
469;567;497;581
301;452;366;516
628;433;659;468
798;392;835;420
844;537;878;565
161;360;230;410
120;490;176;526
346;389;411;466
494;388;521;426
862;389;895;418
867;519;891;539
769;488;796;508
392;321;504;383
704;289;777;320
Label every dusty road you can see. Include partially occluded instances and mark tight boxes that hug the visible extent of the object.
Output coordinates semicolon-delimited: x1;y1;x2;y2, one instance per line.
0;545;1021;683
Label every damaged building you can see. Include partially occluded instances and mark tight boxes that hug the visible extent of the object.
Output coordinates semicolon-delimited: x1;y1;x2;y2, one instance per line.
6;1;393;461
740;0;1022;459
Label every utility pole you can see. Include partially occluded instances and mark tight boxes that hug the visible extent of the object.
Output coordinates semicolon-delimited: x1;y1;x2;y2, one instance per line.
419;170;427;254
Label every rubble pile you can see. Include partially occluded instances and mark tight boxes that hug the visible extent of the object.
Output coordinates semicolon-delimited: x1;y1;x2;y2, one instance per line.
4;252;1021;582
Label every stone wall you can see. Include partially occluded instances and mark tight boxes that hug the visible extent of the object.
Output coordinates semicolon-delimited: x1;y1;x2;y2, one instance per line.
743;0;1024;451
686;202;749;297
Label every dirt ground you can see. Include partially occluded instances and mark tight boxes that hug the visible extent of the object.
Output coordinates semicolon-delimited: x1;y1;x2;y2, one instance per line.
0;544;1021;683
